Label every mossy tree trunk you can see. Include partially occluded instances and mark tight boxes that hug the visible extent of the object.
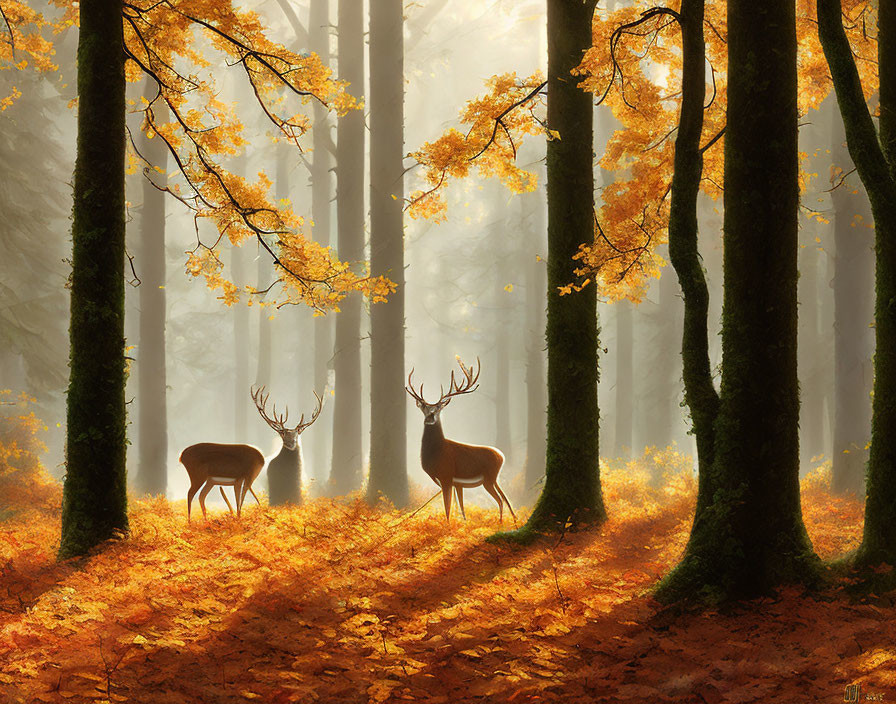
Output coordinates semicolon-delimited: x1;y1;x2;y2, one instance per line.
330;0;365;495
59;0;129;559
507;0;605;536
819;0;896;567
136;79;168;498
367;0;409;507
658;0;819;601
664;0;719;513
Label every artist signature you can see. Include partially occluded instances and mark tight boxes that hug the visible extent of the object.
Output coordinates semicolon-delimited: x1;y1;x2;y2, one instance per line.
845;683;885;702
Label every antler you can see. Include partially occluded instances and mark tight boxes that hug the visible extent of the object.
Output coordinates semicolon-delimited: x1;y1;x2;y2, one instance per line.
405;368;431;405
295;390;324;434
442;357;481;402
405;357;481;406
251;385;290;432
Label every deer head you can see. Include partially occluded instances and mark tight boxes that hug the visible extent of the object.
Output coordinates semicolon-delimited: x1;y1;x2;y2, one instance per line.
251;386;323;450
405;357;481;425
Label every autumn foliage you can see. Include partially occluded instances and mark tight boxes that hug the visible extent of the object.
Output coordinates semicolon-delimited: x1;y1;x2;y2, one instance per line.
0;408;886;703
409;0;879;301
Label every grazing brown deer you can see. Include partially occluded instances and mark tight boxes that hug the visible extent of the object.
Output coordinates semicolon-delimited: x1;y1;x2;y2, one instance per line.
251;385;323;506
180;442;265;522
406;357;516;523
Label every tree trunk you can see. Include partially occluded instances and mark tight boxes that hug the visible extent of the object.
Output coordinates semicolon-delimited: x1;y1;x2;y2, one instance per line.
136;80;168;497
798;240;825;469
830;105;873;496
494;252;513;461
506;0;605;537
819;0;896;568
659;0;819;601
613;300;633;457
330;0;365;494
523;190;547;501
59;0;129;558
367;0;408;507
310;0;333;488
232;233;250;442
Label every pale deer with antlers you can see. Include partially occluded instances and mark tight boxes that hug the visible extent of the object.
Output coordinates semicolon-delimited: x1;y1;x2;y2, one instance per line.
406;357;516;523
251;385;323;506
181;387;323;520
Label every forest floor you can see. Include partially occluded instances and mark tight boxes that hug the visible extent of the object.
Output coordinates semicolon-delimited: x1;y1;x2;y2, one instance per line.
0;450;891;704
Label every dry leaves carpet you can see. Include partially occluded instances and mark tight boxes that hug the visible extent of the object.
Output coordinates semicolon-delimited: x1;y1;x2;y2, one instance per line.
0;447;889;704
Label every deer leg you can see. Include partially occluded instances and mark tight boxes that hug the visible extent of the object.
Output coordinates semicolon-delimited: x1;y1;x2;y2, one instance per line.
187;482;201;522
494;482;517;522
455;486;467;521
483;482;504;523
234;479;245;517
219;486;235;515
238;481;253;514
441;483;453;523
249;487;261;506
198;482;215;521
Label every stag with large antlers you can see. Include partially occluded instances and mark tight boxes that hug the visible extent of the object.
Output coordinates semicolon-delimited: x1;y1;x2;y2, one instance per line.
406;357;516;523
252;385;324;506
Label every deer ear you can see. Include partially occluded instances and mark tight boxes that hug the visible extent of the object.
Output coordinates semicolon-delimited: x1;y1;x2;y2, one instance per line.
416;399;424;409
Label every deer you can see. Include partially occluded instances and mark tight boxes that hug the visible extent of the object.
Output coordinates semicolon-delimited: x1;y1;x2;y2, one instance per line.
181;441;265;522
406;357;516;524
251;385;323;506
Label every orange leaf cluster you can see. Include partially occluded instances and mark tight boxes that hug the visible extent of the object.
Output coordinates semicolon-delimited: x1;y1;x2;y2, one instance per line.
408;73;546;222
0;433;886;703
118;0;392;310
409;1;878;303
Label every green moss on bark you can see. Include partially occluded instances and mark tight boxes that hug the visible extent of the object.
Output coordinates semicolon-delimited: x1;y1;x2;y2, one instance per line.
819;0;896;572
59;0;130;559
502;0;605;540
657;0;821;603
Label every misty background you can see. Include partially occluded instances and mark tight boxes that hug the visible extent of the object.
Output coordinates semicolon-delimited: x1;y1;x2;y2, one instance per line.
0;0;871;508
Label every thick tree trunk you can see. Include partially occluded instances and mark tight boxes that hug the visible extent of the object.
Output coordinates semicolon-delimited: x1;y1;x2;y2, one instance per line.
136;80;168;497
613;300;633;457
509;0;605;536
310;0;333;487
830;107;873;496
819;0;896;568
659;0;819;601
367;0;408;507
330;0;365;494
59;0;129;558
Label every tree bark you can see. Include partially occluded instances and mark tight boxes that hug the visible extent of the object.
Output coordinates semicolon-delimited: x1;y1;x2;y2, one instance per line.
830;105;873;496
506;0;605;536
494;252;513;462
798;240;825;469
232;230;250;442
136;80;168;497
59;0;129;558
819;0;896;567
613;300;633;457
523;189;547;502
367;0;408;507
330;0;365;494
658;0;819;601
310;0;333;488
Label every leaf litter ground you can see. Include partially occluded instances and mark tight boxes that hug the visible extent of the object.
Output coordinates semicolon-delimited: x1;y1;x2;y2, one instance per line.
0;457;890;703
